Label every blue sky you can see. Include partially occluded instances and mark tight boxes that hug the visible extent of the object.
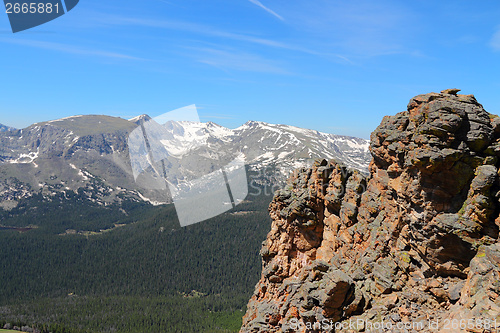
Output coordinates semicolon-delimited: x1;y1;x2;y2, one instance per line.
0;0;499;138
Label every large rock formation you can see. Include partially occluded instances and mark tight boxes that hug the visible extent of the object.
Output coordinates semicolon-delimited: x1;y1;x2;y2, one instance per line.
241;90;500;332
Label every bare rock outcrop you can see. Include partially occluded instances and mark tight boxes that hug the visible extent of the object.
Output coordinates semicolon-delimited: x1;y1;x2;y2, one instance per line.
241;90;500;332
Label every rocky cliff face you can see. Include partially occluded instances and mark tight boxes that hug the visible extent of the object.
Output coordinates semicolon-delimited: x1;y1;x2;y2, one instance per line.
241;90;500;332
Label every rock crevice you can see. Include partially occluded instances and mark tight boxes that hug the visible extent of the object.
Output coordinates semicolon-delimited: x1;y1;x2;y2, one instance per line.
240;90;500;332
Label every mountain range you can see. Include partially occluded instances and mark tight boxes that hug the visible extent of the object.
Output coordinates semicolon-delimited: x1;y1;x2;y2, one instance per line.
0;114;370;332
0;115;370;211
0;123;15;132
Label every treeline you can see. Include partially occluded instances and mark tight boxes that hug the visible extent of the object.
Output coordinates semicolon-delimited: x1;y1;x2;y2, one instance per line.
0;194;271;299
0;294;246;332
0;191;157;235
0;186;273;332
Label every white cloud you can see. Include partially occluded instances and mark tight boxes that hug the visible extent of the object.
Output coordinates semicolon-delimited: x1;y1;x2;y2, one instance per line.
185;46;290;74
275;0;419;58
248;0;284;21
490;28;500;51
202;114;235;120
0;38;145;60
86;14;351;64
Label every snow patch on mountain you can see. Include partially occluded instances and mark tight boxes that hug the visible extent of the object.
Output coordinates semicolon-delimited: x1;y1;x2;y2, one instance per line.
47;115;85;124
0;114;371;208
152;118;370;174
9;148;39;164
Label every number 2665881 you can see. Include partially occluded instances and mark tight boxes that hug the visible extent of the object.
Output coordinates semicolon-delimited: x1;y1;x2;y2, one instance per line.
5;3;60;14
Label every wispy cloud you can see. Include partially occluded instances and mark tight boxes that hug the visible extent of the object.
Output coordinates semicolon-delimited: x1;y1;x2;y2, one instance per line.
202;114;235;120
87;14;351;64
0;38;145;60
490;27;500;51
248;0;284;21
92;15;283;47
278;1;420;58
154;0;173;4
189;46;290;74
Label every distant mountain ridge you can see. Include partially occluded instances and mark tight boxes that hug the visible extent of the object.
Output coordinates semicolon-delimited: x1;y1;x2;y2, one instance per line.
0;114;370;211
0;123;16;132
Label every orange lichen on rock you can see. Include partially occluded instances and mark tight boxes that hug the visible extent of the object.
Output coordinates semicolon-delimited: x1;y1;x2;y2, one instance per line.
241;90;500;333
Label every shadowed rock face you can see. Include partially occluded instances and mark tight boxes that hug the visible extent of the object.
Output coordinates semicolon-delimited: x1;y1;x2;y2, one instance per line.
240;90;500;333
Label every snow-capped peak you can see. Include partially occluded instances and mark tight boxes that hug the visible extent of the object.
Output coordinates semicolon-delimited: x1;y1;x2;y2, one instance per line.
124;115;371;172
129;114;152;124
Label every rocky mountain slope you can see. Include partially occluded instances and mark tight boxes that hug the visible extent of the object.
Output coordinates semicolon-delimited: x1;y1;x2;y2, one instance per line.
0;123;15;132
240;89;500;332
0;116;369;211
0;115;143;210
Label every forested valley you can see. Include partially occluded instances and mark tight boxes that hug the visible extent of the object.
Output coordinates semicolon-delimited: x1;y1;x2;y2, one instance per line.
0;183;273;333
